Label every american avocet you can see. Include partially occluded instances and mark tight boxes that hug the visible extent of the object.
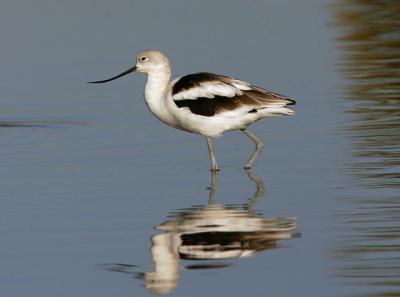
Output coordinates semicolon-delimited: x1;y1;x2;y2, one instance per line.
89;50;295;171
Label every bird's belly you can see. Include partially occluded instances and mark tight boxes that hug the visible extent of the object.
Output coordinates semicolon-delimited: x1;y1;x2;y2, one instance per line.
147;105;181;130
143;94;214;136
144;94;256;138
172;110;254;138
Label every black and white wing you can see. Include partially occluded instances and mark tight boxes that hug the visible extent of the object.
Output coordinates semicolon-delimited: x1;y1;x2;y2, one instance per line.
171;72;295;117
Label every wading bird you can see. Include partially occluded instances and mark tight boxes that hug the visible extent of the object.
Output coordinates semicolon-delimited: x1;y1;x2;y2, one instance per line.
89;50;295;171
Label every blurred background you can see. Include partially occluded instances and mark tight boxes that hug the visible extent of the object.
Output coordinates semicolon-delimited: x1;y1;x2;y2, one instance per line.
0;0;399;296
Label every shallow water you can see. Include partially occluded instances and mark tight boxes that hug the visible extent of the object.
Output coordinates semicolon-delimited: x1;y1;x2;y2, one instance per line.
0;1;399;296
332;1;400;296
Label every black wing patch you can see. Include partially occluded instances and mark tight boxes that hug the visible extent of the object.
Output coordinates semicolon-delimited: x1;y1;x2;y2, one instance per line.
174;96;244;117
172;73;221;94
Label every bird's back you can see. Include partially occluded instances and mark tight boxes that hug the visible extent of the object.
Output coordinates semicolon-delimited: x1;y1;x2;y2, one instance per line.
171;72;295;117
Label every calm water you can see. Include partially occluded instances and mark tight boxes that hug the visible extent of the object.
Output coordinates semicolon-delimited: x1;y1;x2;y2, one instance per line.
333;1;400;296
0;1;399;296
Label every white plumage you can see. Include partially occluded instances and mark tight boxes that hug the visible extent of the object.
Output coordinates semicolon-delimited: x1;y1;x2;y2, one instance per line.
172;80;242;99
89;50;295;171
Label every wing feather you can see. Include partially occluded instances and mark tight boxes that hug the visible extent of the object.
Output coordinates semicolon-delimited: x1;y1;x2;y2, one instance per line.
172;72;295;117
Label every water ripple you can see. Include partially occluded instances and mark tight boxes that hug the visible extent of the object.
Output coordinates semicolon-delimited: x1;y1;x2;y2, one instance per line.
333;0;400;295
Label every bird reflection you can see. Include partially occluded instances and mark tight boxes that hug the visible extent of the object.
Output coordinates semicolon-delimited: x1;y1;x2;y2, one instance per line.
102;170;298;295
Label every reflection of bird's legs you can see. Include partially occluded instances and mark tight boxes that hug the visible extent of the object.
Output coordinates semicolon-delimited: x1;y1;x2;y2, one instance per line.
244;169;266;208
241;129;264;169
208;170;218;204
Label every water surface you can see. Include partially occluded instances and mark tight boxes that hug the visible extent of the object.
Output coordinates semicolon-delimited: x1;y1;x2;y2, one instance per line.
0;0;399;296
333;1;400;296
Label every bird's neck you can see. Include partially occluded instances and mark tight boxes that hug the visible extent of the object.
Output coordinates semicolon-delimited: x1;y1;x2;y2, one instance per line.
144;68;173;121
144;69;171;100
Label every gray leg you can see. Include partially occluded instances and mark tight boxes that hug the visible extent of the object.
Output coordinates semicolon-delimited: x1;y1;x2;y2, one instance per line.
206;137;219;171
241;129;264;169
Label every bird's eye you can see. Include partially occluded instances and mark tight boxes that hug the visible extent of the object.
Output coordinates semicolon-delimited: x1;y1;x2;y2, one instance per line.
140;56;148;62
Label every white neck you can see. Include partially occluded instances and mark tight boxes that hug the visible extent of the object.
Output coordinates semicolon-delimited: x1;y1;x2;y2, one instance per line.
143;67;171;118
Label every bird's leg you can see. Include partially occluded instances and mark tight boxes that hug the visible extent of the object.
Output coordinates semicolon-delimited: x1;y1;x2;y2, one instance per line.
206;137;219;171
241;129;264;169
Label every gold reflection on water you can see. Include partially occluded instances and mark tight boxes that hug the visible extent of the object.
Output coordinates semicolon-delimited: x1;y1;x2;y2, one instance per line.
333;0;400;188
102;171;298;295
333;1;400;296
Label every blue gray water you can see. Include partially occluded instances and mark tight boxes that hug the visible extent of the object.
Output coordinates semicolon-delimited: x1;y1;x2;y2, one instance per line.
0;1;399;296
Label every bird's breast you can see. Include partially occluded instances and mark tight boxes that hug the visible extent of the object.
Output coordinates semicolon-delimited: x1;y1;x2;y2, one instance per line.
144;86;179;129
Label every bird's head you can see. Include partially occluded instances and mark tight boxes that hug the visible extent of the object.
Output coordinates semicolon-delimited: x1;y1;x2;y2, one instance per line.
88;49;170;84
135;50;170;73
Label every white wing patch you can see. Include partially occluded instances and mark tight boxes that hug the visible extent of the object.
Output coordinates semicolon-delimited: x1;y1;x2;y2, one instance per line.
172;81;243;100
230;80;252;91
